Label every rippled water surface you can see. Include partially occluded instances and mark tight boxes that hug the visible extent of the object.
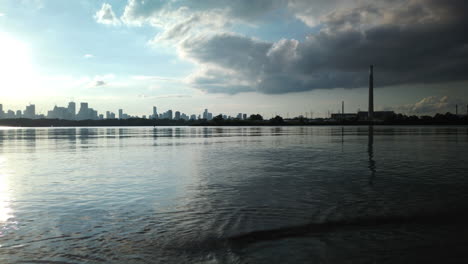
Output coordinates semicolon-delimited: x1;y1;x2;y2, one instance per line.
1;126;468;263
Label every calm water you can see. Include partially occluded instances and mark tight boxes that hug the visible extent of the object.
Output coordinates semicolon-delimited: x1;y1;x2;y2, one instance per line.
1;126;468;263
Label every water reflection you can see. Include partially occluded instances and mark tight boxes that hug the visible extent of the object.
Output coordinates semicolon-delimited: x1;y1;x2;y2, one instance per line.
0;128;37;152
368;126;376;185
1;126;467;263
0;158;13;226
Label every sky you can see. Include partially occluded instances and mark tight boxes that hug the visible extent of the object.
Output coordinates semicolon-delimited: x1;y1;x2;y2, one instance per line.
0;0;467;117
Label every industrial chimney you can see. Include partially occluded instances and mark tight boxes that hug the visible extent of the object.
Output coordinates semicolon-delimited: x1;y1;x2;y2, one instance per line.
368;65;374;121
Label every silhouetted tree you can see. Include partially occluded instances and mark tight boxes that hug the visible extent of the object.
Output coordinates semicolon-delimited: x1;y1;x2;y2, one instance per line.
293;115;306;124
270;115;284;124
213;114;224;122
249;114;263;121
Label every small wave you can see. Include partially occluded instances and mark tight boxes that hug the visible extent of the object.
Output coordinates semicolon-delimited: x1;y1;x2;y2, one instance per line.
227;210;468;245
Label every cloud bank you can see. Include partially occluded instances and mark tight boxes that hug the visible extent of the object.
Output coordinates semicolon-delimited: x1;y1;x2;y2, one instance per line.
98;0;468;94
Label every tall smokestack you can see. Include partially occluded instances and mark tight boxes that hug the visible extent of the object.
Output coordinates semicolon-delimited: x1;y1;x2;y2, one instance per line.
368;65;374;121
342;101;344;120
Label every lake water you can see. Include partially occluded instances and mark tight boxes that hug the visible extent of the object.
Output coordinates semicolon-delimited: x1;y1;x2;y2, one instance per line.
1;126;468;263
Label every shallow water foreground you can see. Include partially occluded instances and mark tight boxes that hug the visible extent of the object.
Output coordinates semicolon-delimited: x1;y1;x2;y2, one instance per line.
1;126;468;263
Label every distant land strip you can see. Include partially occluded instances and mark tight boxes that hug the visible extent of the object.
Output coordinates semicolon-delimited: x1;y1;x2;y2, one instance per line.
0;113;467;127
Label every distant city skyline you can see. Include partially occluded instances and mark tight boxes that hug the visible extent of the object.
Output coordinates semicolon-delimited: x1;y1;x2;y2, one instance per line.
1;100;465;122
1;1;467;117
0;101;241;121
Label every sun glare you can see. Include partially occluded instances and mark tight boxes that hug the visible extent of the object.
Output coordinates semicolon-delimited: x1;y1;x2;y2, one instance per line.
0;158;13;224
0;32;37;96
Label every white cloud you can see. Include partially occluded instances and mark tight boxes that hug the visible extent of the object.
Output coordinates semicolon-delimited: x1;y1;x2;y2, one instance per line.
95;3;120;26
84;54;94;59
394;96;463;115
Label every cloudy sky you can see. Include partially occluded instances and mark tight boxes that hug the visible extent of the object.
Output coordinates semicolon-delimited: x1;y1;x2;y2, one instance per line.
0;0;467;117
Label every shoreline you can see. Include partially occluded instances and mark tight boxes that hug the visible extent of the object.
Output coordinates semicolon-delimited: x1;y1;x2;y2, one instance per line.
0;118;467;127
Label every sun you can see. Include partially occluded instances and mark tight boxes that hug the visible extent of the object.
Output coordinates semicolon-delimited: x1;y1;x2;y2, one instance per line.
0;32;37;96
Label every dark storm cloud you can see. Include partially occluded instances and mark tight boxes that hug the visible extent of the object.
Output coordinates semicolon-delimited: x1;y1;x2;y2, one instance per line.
181;0;468;94
115;0;468;94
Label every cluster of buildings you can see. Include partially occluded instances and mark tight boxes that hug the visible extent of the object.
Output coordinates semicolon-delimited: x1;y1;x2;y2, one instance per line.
0;104;38;119
0;102;250;121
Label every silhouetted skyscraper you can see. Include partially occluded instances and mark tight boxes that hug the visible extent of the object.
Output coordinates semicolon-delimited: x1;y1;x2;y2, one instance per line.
80;102;88;112
368;65;374;121
24;104;35;119
119;109;123;119
67;102;76;120
153;106;158;119
77;102;88;120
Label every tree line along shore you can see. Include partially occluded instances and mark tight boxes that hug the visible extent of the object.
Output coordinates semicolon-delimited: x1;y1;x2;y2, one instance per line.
0;112;467;127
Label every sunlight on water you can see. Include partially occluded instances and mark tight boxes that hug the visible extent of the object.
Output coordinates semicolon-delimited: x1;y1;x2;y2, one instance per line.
0;158;13;225
0;126;467;263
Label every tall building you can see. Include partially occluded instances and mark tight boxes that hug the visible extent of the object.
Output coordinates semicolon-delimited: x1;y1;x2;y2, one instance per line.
174;111;181;120
0;104;3;118
368;65;374;121
76;102;89;120
152;106;158;119
24;104;36;119
16;110;22;118
6;110;15;118
89;109;98;120
67;102;76;120
119;109;123;119
80;102;88;112
203;109;208;119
